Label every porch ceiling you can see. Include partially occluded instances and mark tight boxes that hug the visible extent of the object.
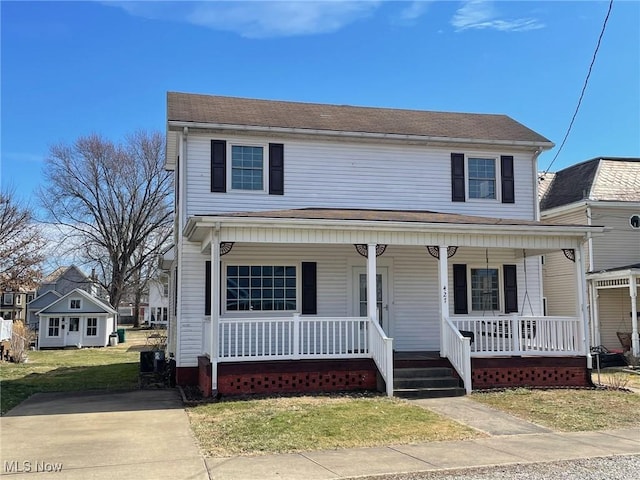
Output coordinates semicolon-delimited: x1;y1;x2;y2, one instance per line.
184;208;605;251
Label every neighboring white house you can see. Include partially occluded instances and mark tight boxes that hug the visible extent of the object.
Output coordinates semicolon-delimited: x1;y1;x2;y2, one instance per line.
36;288;116;348
165;92;605;397
540;157;640;356
148;274;169;327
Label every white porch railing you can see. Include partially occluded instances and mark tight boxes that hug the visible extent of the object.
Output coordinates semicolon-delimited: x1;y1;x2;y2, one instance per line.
368;317;394;397
208;315;393;396
452;315;584;357
442;317;472;394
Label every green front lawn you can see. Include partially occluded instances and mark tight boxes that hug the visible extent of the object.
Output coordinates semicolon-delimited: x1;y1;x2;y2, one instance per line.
188;395;481;457
0;329;148;414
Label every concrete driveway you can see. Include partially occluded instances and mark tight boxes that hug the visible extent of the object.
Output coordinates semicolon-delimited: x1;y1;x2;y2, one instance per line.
0;390;208;479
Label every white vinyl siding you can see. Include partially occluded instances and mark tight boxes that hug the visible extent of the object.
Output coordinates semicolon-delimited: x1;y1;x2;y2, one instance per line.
185;135;536;221
589;205;640;271
175;244;543;366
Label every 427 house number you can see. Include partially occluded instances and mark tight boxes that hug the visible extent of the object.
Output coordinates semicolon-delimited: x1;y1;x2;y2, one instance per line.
4;460;63;473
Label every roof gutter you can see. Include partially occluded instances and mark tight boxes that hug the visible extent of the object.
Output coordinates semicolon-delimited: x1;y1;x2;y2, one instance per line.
167;120;555;150
183;215;607;240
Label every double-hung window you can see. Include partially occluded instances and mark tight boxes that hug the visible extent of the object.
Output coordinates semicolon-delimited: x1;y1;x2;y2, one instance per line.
468;158;496;200
226;265;297;312
470;268;500;311
48;317;61;337
86;317;98;336
231;145;264;191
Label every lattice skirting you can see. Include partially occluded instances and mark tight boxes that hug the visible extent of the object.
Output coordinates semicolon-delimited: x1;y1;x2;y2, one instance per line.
215;359;378;396
471;357;591;389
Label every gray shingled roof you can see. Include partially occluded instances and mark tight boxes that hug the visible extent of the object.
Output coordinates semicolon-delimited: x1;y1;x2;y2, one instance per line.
167;92;552;145
540;157;640;210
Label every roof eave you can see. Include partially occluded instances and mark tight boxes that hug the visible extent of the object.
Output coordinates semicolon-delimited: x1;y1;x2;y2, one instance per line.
167;120;555;151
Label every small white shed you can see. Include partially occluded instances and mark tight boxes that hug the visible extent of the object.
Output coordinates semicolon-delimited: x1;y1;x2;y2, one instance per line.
36;289;117;348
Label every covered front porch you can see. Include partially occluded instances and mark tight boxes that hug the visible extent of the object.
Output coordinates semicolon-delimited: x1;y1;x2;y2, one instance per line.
184;208;604;397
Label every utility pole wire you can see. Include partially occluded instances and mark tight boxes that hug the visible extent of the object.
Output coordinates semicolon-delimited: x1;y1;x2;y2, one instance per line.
542;0;614;177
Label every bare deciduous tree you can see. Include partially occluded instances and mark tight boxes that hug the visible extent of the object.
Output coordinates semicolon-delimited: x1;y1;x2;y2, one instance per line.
39;131;173;310
0;188;45;290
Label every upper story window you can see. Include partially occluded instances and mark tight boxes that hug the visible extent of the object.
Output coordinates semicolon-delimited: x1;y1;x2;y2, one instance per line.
451;153;514;204
16;295;22;306
231;145;264;191
70;299;81;309
2;293;14;305
211;140;284;195
468;158;496;200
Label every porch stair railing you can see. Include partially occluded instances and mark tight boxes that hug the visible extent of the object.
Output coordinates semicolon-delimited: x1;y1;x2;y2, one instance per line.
442;317;472;394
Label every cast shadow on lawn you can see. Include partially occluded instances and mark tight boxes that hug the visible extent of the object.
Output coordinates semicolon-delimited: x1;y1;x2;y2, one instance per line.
2;363;180;416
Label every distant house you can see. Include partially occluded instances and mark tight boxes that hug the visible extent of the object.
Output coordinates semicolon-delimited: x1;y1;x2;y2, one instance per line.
36;288;116;348
28;266;100;328
540;157;640;356
0;289;36;323
148;274;169;327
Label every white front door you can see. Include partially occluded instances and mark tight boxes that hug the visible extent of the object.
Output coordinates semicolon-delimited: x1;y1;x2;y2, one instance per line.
66;317;81;347
353;267;390;335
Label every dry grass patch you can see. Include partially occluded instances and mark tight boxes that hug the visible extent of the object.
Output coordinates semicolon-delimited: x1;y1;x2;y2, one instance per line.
471;388;640;432
188;395;481;457
592;369;640;390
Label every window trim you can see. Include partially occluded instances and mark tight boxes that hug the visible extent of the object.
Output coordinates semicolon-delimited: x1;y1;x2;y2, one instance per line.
3;293;14;305
86;317;98;336
47;317;61;337
69;298;82;310
466;155;500;202
467;265;504;314
222;262;301;315
227;143;269;193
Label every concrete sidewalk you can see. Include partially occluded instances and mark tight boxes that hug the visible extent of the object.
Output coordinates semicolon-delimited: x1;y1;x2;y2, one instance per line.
204;397;640;479
0;390;208;479
1;391;638;480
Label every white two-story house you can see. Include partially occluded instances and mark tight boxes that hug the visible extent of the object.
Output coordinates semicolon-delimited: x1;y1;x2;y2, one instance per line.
165;92;605;398
540;157;640;358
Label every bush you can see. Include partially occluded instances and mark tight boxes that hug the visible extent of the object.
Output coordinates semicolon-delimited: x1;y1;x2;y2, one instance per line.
10;320;36;363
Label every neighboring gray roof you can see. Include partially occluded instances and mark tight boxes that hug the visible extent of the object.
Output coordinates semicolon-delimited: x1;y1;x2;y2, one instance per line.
41;265;90;284
36;288;116;316
167;92;552;145
27;290;61;309
540;157;640;210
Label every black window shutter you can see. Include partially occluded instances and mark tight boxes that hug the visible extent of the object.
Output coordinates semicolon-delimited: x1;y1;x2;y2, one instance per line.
453;264;468;314
500;155;515;204
269;143;284;195
211;140;226;193
301;262;317;315
451;153;466;202
503;264;518;313
204;261;211;315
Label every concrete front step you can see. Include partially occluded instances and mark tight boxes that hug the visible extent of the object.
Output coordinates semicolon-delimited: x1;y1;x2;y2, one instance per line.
393;367;465;399
394;386;466;399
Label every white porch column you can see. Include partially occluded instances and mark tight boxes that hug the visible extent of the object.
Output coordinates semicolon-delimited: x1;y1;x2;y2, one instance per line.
590;282;601;347
210;226;221;393
438;245;449;357
367;244;377;324
575;244;590;362
630;274;639;356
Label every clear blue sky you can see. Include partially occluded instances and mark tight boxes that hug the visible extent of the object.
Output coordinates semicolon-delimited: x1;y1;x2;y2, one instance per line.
2;1;639;206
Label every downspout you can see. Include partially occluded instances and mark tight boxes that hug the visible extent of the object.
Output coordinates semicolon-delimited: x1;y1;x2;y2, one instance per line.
175;128;187;370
